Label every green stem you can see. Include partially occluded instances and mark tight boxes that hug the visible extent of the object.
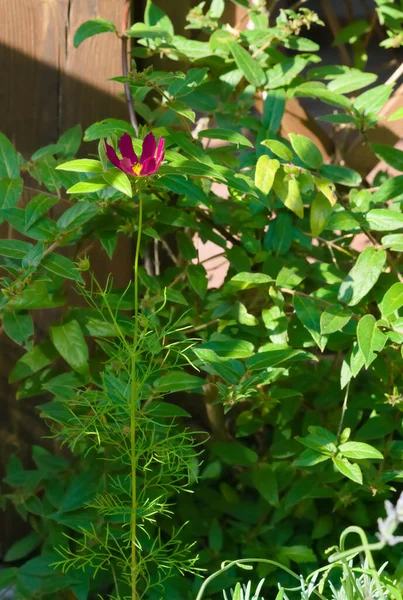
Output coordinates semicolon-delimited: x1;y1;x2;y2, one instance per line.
131;189;143;600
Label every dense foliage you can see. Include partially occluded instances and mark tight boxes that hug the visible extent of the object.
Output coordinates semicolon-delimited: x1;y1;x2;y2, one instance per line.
0;1;402;599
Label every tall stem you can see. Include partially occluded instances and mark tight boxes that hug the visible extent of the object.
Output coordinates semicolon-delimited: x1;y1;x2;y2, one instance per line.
130;190;143;600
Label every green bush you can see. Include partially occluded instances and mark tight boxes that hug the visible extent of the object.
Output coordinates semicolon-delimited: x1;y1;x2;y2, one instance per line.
1;1;402;599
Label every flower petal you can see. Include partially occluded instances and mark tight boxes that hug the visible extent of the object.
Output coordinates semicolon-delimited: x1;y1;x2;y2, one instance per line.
141;157;156;176
119;133;138;164
105;141;121;169
120;158;136;175
155;137;165;167
140;132;157;163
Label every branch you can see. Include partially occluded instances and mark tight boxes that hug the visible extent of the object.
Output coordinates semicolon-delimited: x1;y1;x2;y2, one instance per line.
122;1;139;137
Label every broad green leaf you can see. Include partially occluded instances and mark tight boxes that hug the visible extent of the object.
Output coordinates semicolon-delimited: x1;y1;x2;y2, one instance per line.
338;441;383;460
9;342;58;382
227;40;266;87
73;18;117;48
84;119;136;142
172;36;213;60
293;449;330;467
380;282;403;317
57;201;98;231
294;295;327;350
357;314;387;368
143;402;190;418
212;441;258;466
188;263;207;298
31;144;64;160
332;456;363;484
4;532;42;562
166;100;195;123
371;144;403;171
56;159;103;173
381;233;403;252
144;0;174;34
320;304;352;334
0;239;33;258
319;164;361;187
198;128;253;148
25;195;58;229
1;208;58;241
327;70;377;94
289;134;323;169
194;348;243;384
264;212;292;254
338;247;386;306
236;302;258;326
126;23;172;39
154;371;205;393
0;178;23;209
0;133;19;179
261;139;293;161
310;192;332;237
42;253;83;281
266;56;311;90
276;266;304;288
227;272;272;290
246;346;314;370
262;306;288;344
284;178;304;218
196;337;254;359
252;464;279;505
57;125;82;157
50;320;89;373
209;0;225;18
366;209;403;231
263;89;285;134
255;155;279;194
353;84;394;116
66;178;108;194
280;546;316;564
373;175;403;204
0;569;17;588
3;312;34;345
388;107;403;122
103;168;132;197
334;19;371;44
293;83;351;109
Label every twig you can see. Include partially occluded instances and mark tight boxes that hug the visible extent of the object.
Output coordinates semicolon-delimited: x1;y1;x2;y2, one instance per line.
185;319;219;333
385;61;403;86
122;1;139;137
160;238;179;265
337;381;351;441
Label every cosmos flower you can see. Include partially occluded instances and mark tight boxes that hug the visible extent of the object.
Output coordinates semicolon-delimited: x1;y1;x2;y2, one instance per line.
105;132;165;177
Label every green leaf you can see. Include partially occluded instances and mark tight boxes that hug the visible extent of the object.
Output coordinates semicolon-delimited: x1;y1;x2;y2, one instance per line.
209;0;225;18
294;295;327;350
3;312;34;345
212;441;258;466
319;164;361;186
373;175;403;205
9;342;58;382
338;247;386;306
388;107;403;122
57;125;82;157
0;177;23;209
198;128;253;148
327;70;377;94
188;263;207;298
84;119;136;142
4;532;42;562
0;133;19;179
294;83;351;109
73;18;117;48
280;546;316;564
261;139;293;161
334;19;371;44
320;304;352;334
227;40;266;87
262;306;288;344
366;208;403;231
166;100;195;123
380;282;403;317
0;239;33;258
371;144;403;171
252;464;279;505
254;155;280;194
50;320;89;373
266;56;311;90
264;213;292;254
56;159;103;173
353;84;394;116
310;192;332;237
145;0;174;34
31;144;64;160
25;194;58;229
357;314;387;368
102;168;132;197
381;233;403;251
293;449;330;467
332;456;363;484
154;371;205;393
57;201;98;231
263;89;285;134
143;401;190;418
126;23;172;39
284;178;304;219
66;178;108;194
338;441;383;460
0;568;17;589
289;134;323;169
196;337;254;359
42;253;83;282
246;346;314;370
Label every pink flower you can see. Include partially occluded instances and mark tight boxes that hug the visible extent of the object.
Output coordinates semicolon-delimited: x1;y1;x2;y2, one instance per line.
104;132;165;177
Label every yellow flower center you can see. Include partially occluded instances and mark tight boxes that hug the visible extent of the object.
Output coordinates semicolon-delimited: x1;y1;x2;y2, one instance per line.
132;163;143;176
